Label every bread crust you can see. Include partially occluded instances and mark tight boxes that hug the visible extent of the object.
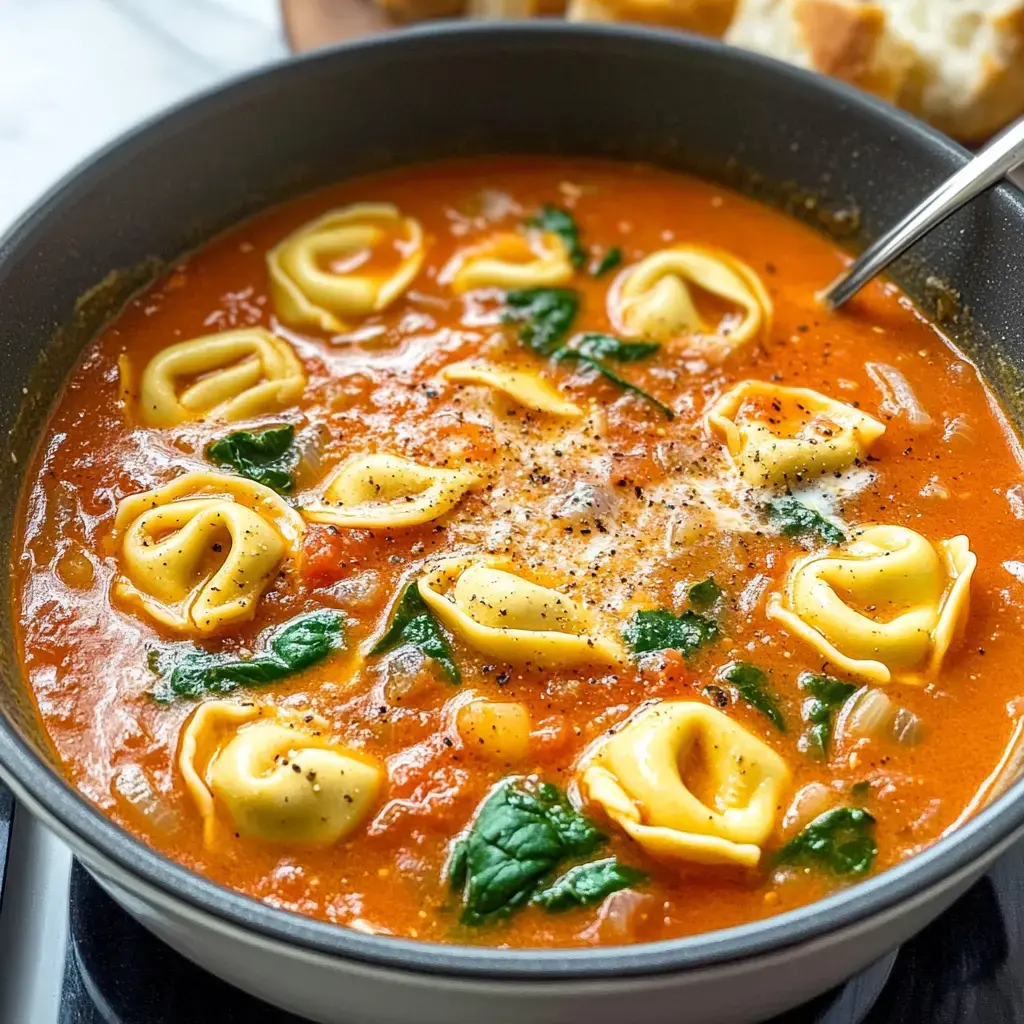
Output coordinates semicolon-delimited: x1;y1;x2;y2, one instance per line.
727;0;1024;143
374;0;466;21
565;0;737;35
915;6;1024;144
793;1;913;103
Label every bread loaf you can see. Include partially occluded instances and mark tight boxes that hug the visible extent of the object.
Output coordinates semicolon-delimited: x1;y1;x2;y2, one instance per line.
726;1;1024;143
364;0;1024;142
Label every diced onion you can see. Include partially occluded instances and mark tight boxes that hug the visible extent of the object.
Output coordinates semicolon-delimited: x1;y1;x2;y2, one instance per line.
114;765;181;835
381;647;431;703
578;889;653;944
550;481;616;522
56;544;95;589
942;414;974;451
866;362;933;429
834;686;924;748
348;918;394;935
836;686;893;742
293;425;327;488
781;782;833;835
891;707;925;746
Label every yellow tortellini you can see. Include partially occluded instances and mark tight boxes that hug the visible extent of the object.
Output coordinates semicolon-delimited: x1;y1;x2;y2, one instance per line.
135;328;305;428
767;525;976;685
453;695;532;763
303;453;477;529
418;557;623;667
267;203;425;332
611;245;771;357
706;380;886;487
581;702;791;868
441;360;583;418
444;230;574;292
113;472;304;635
179;701;383;847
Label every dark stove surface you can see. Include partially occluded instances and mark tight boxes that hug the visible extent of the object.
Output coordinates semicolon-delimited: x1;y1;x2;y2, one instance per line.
0;783;12;913
59;839;1024;1024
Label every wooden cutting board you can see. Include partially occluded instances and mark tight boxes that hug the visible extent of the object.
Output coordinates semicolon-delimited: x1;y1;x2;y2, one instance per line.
281;0;393;50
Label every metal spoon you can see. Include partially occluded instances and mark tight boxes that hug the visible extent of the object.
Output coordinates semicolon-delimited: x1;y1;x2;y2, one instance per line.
822;117;1024;310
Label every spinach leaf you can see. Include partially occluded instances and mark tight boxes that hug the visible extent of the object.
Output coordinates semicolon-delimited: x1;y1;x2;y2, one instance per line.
503;288;580;355
447;778;605;925
718;661;786;731
623;608;719;658
370;581;460;684
798;672;857;758
149;610;345;702
768;498;846;546
526;205;586;268
555;349;674;421
531;857;647;912
776;807;877;876
205;425;297;494
502;296;671;420
574;332;660;362
590;246;622;277
687;576;722;610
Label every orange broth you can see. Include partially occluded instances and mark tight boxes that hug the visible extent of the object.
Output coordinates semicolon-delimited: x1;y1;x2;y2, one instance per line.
13;156;1024;947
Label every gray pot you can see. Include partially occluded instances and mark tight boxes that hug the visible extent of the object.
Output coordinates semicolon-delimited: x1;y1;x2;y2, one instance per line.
1;23;1023;1024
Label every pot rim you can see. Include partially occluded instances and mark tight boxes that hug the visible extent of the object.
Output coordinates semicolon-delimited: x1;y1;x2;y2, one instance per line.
2;19;1024;981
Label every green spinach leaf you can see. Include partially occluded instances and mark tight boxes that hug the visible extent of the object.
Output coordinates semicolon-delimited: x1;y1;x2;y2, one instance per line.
503;288;580;355
205;425;297;494
574;333;660;363
719;661;786;731
370;581;460;684
590;246;622;277
447;778;605;925
526;205;586;268
798;672;857;758
149;610;345;702
502;296;671;420
555;349;674;421
768;498;846;546
531;857;647;912
776;807;877;876
687;576;722;610
623;608;719;657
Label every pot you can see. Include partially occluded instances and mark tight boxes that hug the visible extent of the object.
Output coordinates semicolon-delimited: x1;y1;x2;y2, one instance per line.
1;22;1023;1024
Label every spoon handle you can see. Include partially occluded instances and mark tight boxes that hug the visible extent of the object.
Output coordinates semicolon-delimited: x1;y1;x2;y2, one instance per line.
822;118;1024;310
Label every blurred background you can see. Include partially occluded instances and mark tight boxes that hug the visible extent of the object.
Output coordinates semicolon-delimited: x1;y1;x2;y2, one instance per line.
0;0;285;229
4;0;1024;234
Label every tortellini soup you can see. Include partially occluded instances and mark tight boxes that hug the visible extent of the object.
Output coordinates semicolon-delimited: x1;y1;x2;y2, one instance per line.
15;157;1024;950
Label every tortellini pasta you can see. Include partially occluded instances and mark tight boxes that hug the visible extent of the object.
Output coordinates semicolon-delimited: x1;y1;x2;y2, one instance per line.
267;203;425;332
444;229;574;292
179;700;383;847
302;453;477;529
611;245;771;357
418;557;623;667
581;702;791;868
441;360;583;418
453;695;532;763
113;472;304;635
767;525;976;685
135;328;305;428
706;380;886;487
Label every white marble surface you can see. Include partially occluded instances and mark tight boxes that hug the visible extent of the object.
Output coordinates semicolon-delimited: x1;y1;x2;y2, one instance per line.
0;0;287;231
